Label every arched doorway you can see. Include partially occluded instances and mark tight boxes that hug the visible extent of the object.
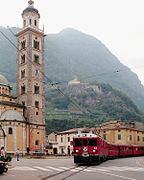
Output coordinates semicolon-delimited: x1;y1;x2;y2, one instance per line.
0;126;5;147
53;148;57;154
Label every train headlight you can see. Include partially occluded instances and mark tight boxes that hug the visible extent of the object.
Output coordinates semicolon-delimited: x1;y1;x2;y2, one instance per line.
93;149;96;152
75;150;79;153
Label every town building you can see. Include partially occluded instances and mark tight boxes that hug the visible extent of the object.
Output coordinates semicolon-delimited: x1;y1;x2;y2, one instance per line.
0;75;26;153
0;0;45;154
94;120;144;145
68;76;81;85
45;132;57;155
46;128;89;155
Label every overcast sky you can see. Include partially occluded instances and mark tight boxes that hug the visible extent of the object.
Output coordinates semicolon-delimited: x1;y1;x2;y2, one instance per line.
0;0;144;84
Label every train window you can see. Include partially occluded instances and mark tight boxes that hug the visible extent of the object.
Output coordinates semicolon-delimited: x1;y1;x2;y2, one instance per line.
89;139;97;146
74;139;82;146
83;139;87;146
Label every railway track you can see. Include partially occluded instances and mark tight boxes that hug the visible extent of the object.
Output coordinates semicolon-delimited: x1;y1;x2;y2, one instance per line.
40;165;89;180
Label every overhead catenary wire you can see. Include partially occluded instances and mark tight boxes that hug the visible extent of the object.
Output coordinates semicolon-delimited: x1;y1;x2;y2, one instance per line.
46;69;123;86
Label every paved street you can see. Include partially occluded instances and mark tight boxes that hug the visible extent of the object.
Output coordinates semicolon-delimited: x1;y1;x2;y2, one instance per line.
0;156;144;180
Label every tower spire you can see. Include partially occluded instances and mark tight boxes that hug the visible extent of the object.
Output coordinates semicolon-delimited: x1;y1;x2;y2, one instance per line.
28;0;34;6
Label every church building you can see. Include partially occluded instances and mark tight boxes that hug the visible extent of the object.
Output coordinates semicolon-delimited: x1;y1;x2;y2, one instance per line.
0;0;46;154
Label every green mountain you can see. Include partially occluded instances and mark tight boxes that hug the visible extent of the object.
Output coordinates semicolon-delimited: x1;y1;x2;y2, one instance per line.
0;26;144;111
0;26;17;82
45;29;144;111
45;81;143;133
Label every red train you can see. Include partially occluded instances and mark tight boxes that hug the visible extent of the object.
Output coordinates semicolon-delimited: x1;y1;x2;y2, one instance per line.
72;132;144;164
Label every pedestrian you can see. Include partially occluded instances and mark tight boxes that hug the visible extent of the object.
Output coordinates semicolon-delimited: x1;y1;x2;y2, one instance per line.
15;149;20;161
0;146;6;161
67;146;70;156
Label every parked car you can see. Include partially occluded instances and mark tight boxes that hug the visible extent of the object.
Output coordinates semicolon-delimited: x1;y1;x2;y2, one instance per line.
31;151;45;158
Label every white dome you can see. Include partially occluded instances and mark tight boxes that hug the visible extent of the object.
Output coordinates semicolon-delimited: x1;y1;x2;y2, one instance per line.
0;110;25;121
0;74;9;85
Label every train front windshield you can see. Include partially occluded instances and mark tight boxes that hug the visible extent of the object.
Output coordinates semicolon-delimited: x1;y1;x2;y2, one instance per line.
74;138;97;146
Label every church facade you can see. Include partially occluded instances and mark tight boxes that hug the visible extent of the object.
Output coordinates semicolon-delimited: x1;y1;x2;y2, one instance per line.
0;0;45;154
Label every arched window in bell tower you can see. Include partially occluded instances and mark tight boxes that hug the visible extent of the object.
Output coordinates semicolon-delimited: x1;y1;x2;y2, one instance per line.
8;127;13;135
35;101;39;108
21;85;26;94
33;39;39;50
29;19;32;25
23;19;26;27
34;54;39;64
21;54;25;64
21;40;26;50
21;69;26;79
34;20;37;26
34;85;39;94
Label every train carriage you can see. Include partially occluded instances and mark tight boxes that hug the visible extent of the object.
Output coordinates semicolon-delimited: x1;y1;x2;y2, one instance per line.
117;145;133;157
72;132;108;164
72;132;144;165
108;143;119;159
132;145;144;156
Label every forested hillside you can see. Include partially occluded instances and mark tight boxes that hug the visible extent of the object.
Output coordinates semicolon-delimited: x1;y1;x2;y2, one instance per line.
45;81;143;133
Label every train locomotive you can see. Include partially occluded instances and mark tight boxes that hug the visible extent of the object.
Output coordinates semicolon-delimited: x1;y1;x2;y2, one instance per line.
72;132;144;164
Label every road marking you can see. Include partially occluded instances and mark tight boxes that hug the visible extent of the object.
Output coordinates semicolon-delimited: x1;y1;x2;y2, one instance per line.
34;166;52;171
124;167;144;172
96;171;136;180
60;166;72;170
70;167;85;172
9;165;144;174
10;166;37;171
98;166;128;172
46;166;64;171
70;169;80;172
100;166;144;172
75;167;84;170
101;166;126;171
83;169;93;172
89;167;110;172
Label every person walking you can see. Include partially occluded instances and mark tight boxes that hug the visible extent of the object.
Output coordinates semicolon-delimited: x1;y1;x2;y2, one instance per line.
15;149;20;161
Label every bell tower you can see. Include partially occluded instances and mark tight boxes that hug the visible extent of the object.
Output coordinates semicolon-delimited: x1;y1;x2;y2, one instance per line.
16;0;45;152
